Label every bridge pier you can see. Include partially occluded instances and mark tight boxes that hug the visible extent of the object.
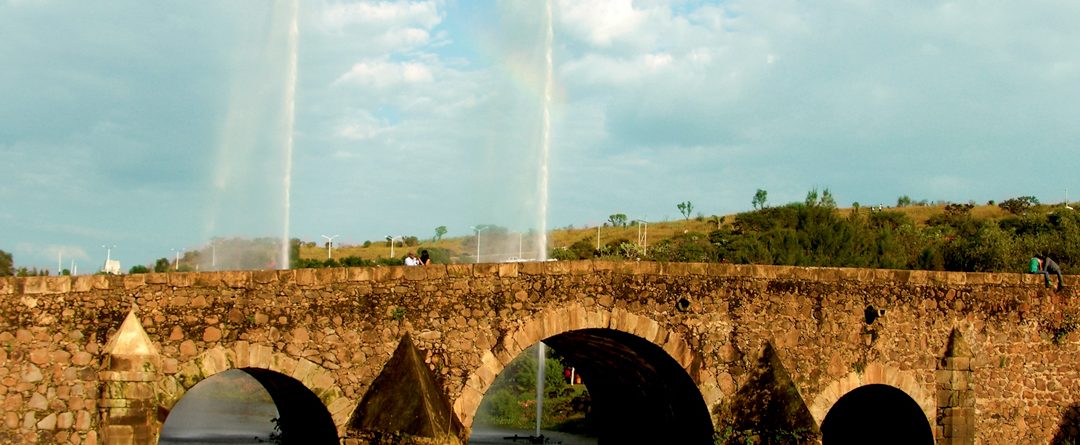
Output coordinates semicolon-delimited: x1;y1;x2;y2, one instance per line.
98;310;160;445
936;328;975;444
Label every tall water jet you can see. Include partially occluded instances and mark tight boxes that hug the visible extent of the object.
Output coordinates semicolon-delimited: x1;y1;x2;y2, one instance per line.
535;342;546;437
279;0;299;269
536;0;554;261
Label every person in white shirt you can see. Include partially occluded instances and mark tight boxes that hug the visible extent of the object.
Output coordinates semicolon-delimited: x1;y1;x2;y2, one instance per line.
404;252;420;266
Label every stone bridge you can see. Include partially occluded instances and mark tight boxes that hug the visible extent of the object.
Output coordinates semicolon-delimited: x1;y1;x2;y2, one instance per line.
2;261;1080;445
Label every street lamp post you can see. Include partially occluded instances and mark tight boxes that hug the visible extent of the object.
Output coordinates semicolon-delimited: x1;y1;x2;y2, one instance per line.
471;226;489;264
385;235;402;259
101;245;115;273
634;219;648;255
321;234;340;259
171;249;180;271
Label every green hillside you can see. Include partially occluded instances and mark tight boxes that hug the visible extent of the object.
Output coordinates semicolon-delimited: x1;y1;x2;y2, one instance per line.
297;196;1080;275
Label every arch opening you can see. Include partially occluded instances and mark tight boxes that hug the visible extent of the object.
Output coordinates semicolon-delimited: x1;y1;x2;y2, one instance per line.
160;368;338;445
820;384;933;445
471;328;713;445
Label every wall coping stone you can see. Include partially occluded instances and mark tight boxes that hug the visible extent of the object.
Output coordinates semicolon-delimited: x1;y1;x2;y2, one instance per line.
0;261;1067;295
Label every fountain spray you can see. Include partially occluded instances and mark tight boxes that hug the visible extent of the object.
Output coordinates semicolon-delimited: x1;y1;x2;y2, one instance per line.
536;0;554;261
280;0;299;270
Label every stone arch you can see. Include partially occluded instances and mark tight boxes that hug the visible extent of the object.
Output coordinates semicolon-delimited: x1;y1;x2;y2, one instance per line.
808;362;934;429
156;343;356;438
453;304;717;436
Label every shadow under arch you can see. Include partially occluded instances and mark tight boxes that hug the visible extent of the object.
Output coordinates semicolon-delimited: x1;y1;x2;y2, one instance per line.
160;368;338;444
1052;403;1080;444
243;368;339;444
492;328;713;444
820;384;933;445
156;345;354;439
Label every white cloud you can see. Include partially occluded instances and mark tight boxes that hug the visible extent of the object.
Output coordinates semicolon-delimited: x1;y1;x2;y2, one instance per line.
333;58;434;87
557;0;646;47
320;1;442;30
334;110;395;140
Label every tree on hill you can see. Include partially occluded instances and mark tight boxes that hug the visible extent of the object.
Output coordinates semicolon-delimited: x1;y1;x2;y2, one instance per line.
752;189;768;210
820;188;837;209
434;226;448;241
677;201;694;220
999;196;1039;215
0;249;12;276
153;258;169;273
608;214;627;227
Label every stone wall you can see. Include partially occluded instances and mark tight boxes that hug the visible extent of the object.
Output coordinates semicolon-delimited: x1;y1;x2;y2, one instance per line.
0;261;1078;444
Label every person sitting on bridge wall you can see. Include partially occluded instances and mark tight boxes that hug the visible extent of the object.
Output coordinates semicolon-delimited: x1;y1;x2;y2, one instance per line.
1036;255;1065;291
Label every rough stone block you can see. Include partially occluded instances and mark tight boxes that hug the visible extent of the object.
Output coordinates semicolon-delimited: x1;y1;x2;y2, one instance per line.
271;354;298;376
403;266;426;281
864;362;884;383
222;271;251;288
704;263;733;277
145;272;168;285
252;270;279;284
346;267;372;281
168;273;195;288
663;262;691;276
519;262;545;275
311;370;336;394
195;272;225;287
22;276;59;295
122;274;145;290
327;397;356;427
442;264;468;278
104;425;134;445
0;277;14;295
938;389;958;407
316;267;346;285
946;272;968;286
591;260;615;272
293;359;319;385
904;269;929;285
512;321;543;351
663;333;692;369
249;344;273;369
295;268;316;286
473;263;498;276
568;261;591;275
455;385;484;428
545;261;570;275
634;316;660;342
197;347;230;377
425;265;448;279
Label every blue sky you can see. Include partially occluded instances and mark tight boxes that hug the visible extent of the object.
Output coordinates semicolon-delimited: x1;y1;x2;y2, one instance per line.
2;0;1079;271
